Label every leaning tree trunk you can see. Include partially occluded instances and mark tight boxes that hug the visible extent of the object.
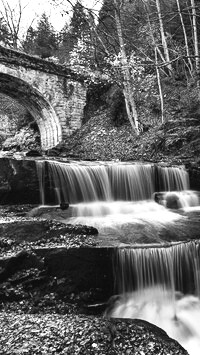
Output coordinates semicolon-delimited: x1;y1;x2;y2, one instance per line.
113;0;140;135
155;0;173;75
155;47;164;123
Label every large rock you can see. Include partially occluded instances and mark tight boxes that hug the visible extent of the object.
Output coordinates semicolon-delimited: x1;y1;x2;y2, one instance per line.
0;158;40;204
43;247;113;297
153;190;200;209
0;219;68;242
154;191;181;209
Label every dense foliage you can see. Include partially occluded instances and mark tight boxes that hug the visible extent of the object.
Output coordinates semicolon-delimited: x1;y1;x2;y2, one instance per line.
23;13;58;58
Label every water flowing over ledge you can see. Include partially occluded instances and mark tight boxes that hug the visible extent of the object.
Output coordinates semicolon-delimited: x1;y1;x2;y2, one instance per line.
34;160;200;247
110;241;200;355
114;241;200;295
31;159;199;355
1;158;200;353
36;160;190;204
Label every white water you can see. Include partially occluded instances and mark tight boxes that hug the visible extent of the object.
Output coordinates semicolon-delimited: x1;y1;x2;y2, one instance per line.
159;190;199;209
110;289;200;355
111;243;200;355
35;160;200;353
65;189;199;243
35;161;190;204
36;161;198;241
67;200;183;241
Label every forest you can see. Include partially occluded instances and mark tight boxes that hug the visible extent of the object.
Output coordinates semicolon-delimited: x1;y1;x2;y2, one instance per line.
0;0;200;163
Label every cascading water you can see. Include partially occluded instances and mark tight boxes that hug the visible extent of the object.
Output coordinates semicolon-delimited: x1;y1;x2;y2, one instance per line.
35;160;199;243
114;242;200;296
36;160;190;204
110;242;200;355
35;160;200;353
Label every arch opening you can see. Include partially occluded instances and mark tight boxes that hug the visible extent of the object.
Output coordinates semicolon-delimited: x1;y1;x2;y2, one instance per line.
0;93;40;151
0;73;62;150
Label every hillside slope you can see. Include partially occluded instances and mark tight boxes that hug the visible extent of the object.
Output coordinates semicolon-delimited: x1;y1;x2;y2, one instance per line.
62;108;200;165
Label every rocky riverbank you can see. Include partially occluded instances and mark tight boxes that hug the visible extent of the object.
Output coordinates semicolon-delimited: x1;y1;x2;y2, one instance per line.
0;312;188;355
0;204;191;354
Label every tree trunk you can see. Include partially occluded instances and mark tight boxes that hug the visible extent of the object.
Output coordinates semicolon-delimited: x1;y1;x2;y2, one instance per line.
155;0;173;75
190;0;200;77
145;7;165;123
176;0;193;75
155;47;164;123
113;0;139;135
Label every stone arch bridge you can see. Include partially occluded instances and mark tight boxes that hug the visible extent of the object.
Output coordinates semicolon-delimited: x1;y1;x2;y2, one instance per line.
0;45;89;150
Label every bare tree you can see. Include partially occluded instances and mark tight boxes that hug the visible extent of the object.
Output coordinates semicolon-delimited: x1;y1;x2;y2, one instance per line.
175;0;193;75
52;0;140;134
0;0;29;48
113;0;139;134
143;0;165;123
155;0;173;75
154;46;164;123
190;0;199;77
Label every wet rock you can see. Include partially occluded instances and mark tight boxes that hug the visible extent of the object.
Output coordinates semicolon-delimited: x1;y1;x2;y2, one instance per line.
63;224;98;235
154;191;181;209
153;192;165;205
0;219;66;242
44;248;113;298
27;204;70;219
0;251;44;282
0;158;40;204
0;312;189;354
166;193;180;209
45;148;60;156
26;150;42;157
81;302;107;315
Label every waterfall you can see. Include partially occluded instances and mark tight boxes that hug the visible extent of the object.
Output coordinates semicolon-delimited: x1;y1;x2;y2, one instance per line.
110;243;200;355
35;160;199;242
35;161;190;204
114;242;200;296
34;159;200;353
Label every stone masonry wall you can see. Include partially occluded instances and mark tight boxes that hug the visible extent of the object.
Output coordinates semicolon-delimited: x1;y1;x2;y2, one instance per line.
0;114;17;137
0;54;87;149
63;80;87;137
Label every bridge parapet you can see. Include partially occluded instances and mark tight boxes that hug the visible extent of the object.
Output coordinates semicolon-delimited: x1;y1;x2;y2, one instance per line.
0;45;87;80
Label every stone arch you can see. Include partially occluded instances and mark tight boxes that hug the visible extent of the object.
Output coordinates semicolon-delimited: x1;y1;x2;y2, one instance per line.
0;73;62;150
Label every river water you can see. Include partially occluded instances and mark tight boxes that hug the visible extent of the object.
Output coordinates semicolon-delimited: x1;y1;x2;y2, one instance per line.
35;160;200;354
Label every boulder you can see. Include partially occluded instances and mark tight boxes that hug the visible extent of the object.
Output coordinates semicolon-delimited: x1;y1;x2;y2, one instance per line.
44;248;113;297
154;191;180;209
166;192;180;209
27;204;70;218
0;157;40;204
